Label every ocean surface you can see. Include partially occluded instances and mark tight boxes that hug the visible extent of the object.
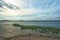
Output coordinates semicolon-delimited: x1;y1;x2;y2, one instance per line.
0;21;60;27
17;21;60;28
0;21;60;37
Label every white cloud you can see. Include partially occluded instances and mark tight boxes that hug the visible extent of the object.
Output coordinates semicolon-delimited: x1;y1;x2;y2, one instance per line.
1;7;37;17
0;0;60;20
0;0;33;17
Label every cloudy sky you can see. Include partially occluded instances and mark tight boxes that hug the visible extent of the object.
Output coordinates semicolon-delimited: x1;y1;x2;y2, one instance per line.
0;0;60;20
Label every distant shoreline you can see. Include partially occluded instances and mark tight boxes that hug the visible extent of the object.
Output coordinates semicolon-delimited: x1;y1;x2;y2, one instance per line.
0;20;60;22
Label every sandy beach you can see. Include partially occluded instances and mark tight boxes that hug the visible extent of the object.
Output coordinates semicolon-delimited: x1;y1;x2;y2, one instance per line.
0;33;60;40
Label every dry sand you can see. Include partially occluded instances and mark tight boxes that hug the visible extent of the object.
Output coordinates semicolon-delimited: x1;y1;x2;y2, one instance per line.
2;33;60;40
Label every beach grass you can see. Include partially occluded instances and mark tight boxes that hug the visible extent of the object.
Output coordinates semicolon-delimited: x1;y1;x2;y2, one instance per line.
13;24;60;34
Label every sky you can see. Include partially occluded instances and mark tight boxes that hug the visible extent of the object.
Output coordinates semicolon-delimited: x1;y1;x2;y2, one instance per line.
0;0;60;20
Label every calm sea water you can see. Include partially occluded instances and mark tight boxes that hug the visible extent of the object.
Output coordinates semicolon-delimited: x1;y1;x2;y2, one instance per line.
0;21;60;37
0;21;60;28
17;21;60;28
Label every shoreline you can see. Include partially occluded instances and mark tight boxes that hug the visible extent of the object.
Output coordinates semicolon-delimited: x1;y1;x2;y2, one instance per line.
0;23;60;40
13;24;60;34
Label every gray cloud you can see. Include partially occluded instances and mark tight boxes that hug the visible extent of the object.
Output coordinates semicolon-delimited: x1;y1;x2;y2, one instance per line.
0;0;19;9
